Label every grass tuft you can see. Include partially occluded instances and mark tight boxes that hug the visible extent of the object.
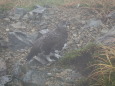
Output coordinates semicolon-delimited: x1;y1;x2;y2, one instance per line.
88;46;115;86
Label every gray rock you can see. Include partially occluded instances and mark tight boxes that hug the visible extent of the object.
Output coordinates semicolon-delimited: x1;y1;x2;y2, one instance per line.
107;10;115;19
97;26;115;45
23;69;47;86
56;69;82;83
46;69;83;86
0;14;5;19
30;5;46;14
0;11;7;19
28;6;46;21
0;38;8;48
12;62;28;78
10;22;26;29
101;29;109;34
0;58;7;77
8;31;33;50
0;75;12;86
83;19;103;29
8;29;49;51
9;8;27;20
39;29;49;34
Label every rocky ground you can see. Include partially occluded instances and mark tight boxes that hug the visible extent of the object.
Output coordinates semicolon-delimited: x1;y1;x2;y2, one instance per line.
0;5;115;86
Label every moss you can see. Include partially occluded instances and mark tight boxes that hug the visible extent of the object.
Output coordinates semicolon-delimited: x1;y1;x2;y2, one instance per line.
58;43;99;76
60;43;98;65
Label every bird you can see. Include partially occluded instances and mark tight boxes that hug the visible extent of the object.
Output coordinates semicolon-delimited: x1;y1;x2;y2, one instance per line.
26;21;69;62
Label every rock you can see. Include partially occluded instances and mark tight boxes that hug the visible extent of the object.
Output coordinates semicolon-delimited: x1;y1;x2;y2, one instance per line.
28;5;46;21
8;29;49;50
3;18;10;23
97;26;115;45
39;29;49;34
46;69;83;86
9;8;27;20
101;29;109;34
8;31;33;50
10;22;26;29
83;19;103;28
22;14;28;20
0;58;7;76
0;38;8;48
0;75;12;86
0;11;7;19
56;69;82;83
107;10;115;19
0;14;5;19
0;58;10;86
31;5;46;14
23;69;47;86
12;62;28;78
6;28;10;32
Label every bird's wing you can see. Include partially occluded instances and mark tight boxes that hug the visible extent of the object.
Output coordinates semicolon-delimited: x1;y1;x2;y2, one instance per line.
40;32;61;54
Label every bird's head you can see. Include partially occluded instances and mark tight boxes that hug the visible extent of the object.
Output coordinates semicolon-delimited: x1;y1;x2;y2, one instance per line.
56;20;70;33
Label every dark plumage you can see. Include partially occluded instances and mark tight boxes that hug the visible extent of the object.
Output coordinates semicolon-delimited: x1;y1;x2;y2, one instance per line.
26;21;69;61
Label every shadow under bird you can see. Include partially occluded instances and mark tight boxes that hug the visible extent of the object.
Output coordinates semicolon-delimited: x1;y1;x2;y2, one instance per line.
26;21;69;62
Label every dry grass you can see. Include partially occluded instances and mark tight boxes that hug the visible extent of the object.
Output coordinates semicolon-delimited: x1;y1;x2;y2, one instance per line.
0;0;14;10
0;0;115;9
88;46;115;86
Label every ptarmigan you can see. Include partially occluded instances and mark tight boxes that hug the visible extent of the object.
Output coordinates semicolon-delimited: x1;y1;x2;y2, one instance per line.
26;21;69;62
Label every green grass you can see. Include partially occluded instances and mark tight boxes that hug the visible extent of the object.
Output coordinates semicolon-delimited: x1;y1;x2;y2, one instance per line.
0;0;115;12
60;43;98;65
59;43;99;76
59;44;115;86
88;46;115;86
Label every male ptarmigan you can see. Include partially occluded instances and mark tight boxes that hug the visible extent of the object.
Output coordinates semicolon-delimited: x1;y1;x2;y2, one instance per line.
26;21;69;62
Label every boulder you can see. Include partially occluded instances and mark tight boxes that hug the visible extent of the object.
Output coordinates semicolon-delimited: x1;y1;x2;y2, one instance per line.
97;26;115;45
8;29;49;50
0;75;12;86
9;8;27;20
23;69;47;86
8;31;33;50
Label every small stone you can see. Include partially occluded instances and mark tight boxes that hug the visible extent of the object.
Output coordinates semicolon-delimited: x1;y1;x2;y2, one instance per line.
47;73;52;77
39;29;49;34
71;27;76;30
3;18;10;22
6;29;10;32
11;22;26;29
31;29;35;32
101;29;109;34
